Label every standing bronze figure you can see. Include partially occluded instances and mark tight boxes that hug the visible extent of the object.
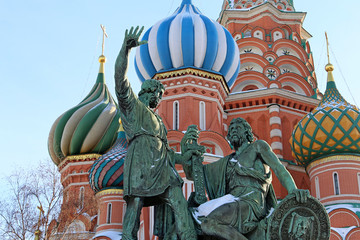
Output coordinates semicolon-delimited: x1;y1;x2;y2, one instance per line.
114;26;198;240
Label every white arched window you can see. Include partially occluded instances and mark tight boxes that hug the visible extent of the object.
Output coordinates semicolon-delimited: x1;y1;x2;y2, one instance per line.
79;187;85;209
199;101;206;130
244;30;251;38
273;31;283;41
315;176;320;199
333;172;340;195
107;203;112;224
173;101;179;130
254;30;263;40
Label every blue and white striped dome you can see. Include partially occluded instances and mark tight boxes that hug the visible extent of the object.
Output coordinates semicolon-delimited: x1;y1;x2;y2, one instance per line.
135;0;240;88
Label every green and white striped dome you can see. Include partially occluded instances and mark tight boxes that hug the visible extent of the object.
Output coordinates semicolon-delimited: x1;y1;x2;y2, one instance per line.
48;56;121;166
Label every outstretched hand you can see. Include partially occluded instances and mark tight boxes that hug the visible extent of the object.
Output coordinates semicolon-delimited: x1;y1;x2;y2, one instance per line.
124;26;147;49
291;189;310;203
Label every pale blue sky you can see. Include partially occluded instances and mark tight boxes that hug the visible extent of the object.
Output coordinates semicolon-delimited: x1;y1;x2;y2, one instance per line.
1;0;359;180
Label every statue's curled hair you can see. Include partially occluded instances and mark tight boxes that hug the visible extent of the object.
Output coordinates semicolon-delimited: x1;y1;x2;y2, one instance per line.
227;118;254;143
138;79;165;97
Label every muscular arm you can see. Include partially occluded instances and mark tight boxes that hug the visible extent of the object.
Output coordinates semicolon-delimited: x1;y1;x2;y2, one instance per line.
114;38;131;97
114;26;147;112
256;140;297;192
256;140;309;203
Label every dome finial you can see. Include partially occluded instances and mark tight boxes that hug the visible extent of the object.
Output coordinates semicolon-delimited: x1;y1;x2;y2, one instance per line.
325;32;334;74
98;24;108;74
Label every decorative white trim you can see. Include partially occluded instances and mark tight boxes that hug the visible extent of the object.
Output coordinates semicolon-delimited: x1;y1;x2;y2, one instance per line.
97;208;100;225
232;80;265;92
271;142;283;150
307;156;360;173
63;182;90;192
270;117;281;125
102;199;125;203
96;223;123;228
269;83;279;89
227;88;319;106
321;196;360;204
227;107;268;116
270;129;282;138
286;164;306;173
268;105;280;113
282;82;306;94
59;161;94;174
149;206;155;237
221;8;306;26
280;107;311;117
309;163;360;180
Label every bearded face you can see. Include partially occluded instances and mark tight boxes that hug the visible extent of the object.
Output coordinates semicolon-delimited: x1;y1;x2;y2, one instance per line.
147;88;163;108
227;123;248;150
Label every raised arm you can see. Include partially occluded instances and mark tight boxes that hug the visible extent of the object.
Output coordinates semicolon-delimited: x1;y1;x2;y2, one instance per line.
114;26;147;105
256;140;309;203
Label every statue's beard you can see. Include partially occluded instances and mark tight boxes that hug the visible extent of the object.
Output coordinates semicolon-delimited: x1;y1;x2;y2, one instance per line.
229;134;247;150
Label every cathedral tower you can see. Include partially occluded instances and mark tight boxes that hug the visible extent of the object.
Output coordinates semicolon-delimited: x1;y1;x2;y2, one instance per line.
291;41;360;238
48;49;122;239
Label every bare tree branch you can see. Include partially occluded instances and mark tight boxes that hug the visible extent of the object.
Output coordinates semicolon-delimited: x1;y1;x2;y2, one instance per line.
0;159;63;240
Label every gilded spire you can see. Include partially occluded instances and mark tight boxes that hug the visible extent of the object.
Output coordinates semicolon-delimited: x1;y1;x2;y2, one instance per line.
98;24;108;74
320;32;347;106
325;32;334;75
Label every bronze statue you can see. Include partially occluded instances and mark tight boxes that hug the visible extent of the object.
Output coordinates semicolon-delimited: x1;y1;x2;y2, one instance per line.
183;118;310;239
114;26;199;240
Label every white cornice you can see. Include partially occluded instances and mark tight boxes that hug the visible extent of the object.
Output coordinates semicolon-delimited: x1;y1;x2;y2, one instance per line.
301;28;312;40
321;196;360;205
63;182;90;192
286;164;306;173
59;161;94;174
226;88;320;106
219;3;306;26
163;82;226;106
280;107;309;117
227;106;268;116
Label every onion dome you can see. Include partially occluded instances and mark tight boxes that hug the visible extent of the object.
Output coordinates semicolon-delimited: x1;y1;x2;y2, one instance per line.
135;0;240;88
48;55;121;166
290;63;360;167
89;129;127;192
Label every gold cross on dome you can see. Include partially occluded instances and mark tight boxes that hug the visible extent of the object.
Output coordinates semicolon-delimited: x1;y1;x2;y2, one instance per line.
100;24;108;55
